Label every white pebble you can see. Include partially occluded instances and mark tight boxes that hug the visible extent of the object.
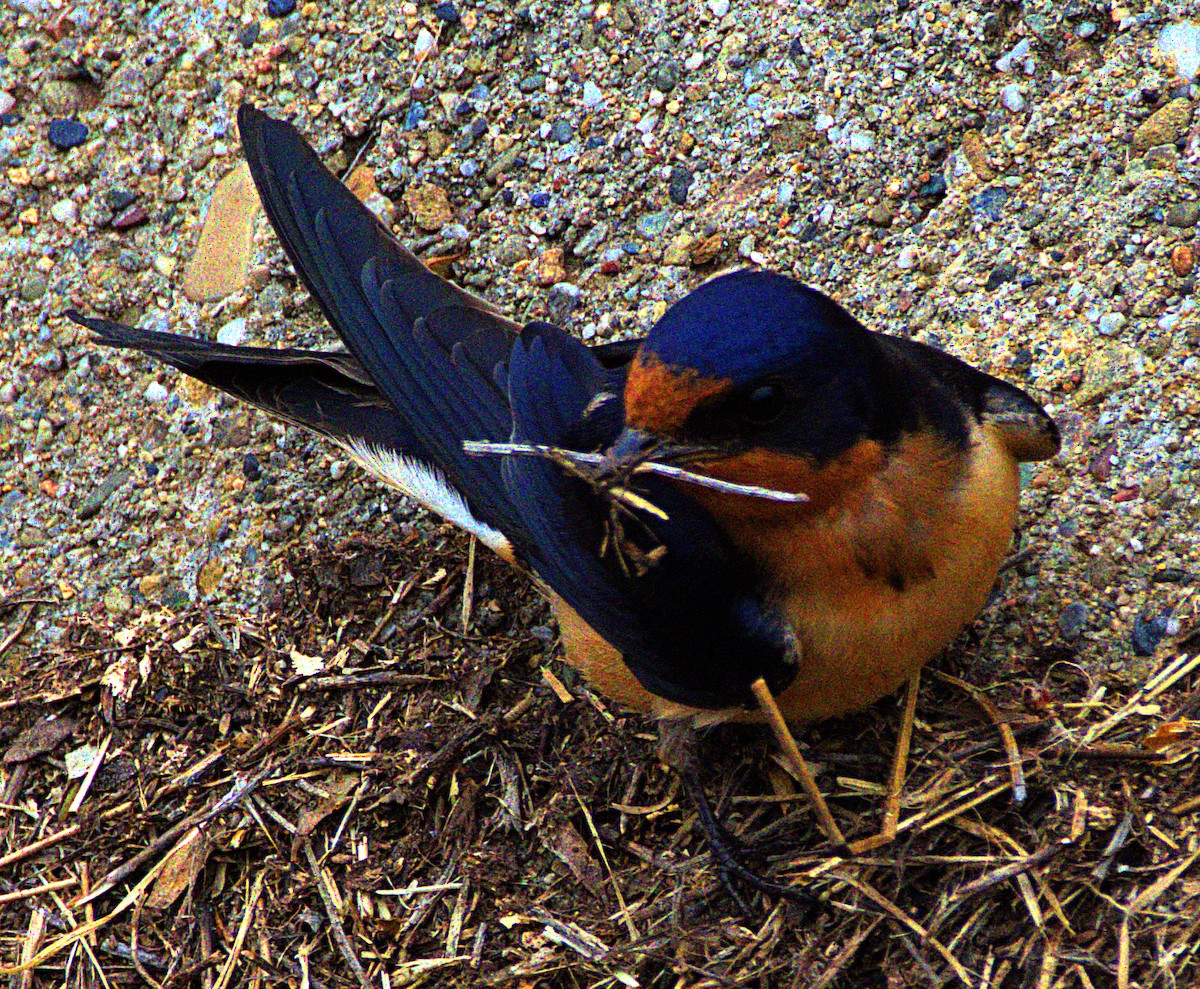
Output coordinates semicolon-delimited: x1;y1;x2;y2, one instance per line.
330;460;348;481
814;112;834;131
0;90;14;116
685;52;704;71
708;0;729;17
217;317;247;346
1158;22;1200;81
995;38;1031;73
849;131;875;153
50;199;77;224
648;88;665;107
144;381;169;402
545;77;559;94
582;80;604;108
414;27;435;58
1000;83;1026;112
897;245;919;270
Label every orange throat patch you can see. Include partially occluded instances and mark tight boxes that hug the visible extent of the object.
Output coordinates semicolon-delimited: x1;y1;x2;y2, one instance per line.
623;352;731;434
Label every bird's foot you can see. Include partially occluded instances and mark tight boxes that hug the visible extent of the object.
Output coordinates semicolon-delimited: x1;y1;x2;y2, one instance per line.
657;718;820;913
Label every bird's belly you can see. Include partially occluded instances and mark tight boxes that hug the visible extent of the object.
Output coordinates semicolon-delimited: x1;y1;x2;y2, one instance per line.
772;427;1021;721
773;544;1005;721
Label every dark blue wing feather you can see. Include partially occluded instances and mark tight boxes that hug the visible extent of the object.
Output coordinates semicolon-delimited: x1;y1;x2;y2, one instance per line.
238;105;531;547
505;324;798;710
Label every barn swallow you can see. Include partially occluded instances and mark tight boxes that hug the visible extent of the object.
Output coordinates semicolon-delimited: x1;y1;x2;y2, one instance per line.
68;105;1060;890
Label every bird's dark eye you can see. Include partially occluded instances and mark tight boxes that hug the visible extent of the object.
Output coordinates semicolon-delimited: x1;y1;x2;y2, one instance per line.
740;384;785;426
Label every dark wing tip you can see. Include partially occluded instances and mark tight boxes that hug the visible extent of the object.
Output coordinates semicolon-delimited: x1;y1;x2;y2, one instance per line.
65;309;130;345
982;381;1061;462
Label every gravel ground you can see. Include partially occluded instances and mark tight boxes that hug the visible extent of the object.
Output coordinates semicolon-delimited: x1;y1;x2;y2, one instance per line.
4;0;1199;664
3;0;1200;984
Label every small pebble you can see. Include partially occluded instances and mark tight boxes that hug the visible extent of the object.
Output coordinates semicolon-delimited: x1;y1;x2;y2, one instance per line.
668;166;693;205
582;80;604;108
1158;22;1200;81
405;103;427;129
1097;312;1127;336
635;210;671;240
144;381;169;402
530;191;551;208
237;21;260;47
243;453;262;480
547;282;582;324
573;222;608;257
970;186;1008;221
1058;602;1089;640
1131;611;1171;656
985;262;1017;291
1171;244;1194;276
550;119;574;143
47;119;88;150
433;2;460;23
330;460;348;481
1000;84;1026;112
267;0;295;17
995;39;1031;73
20;273;48;302
112;204;149;229
50;199;77;224
217;318;248;346
848;131;874;153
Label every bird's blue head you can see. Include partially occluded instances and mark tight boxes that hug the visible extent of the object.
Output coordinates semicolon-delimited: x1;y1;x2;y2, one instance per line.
620;271;907;482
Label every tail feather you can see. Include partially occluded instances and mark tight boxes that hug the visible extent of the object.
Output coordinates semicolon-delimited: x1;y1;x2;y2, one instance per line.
67;311;431;457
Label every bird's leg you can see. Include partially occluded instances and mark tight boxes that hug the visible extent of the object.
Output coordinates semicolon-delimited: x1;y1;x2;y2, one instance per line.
656;717;817;909
749;678;849;851
846;671;921;854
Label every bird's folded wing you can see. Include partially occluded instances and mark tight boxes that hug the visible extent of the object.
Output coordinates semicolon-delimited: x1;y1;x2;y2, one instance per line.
238;104;531;547
876;335;1060;461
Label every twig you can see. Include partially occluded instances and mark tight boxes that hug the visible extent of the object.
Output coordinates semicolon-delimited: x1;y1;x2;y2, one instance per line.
833;871;972;986
211;872;264;989
77;770;269;906
0;603;37;660
463;440;810;502
0;802;132;873
935;671;1026;804
0;878;77;906
950;846;1061;901
130;885;165;989
301;840;371;989
67;732;112;814
462;535;476;631
567;774;638;940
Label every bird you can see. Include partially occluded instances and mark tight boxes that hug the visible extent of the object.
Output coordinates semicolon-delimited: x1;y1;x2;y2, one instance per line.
68;104;1060;891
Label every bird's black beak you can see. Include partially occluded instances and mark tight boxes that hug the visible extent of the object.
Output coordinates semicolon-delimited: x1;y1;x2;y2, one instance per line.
601;428;717;477
604;427;656;466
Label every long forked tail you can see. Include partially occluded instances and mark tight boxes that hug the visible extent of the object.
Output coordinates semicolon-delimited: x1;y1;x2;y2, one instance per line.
66;310;420;449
